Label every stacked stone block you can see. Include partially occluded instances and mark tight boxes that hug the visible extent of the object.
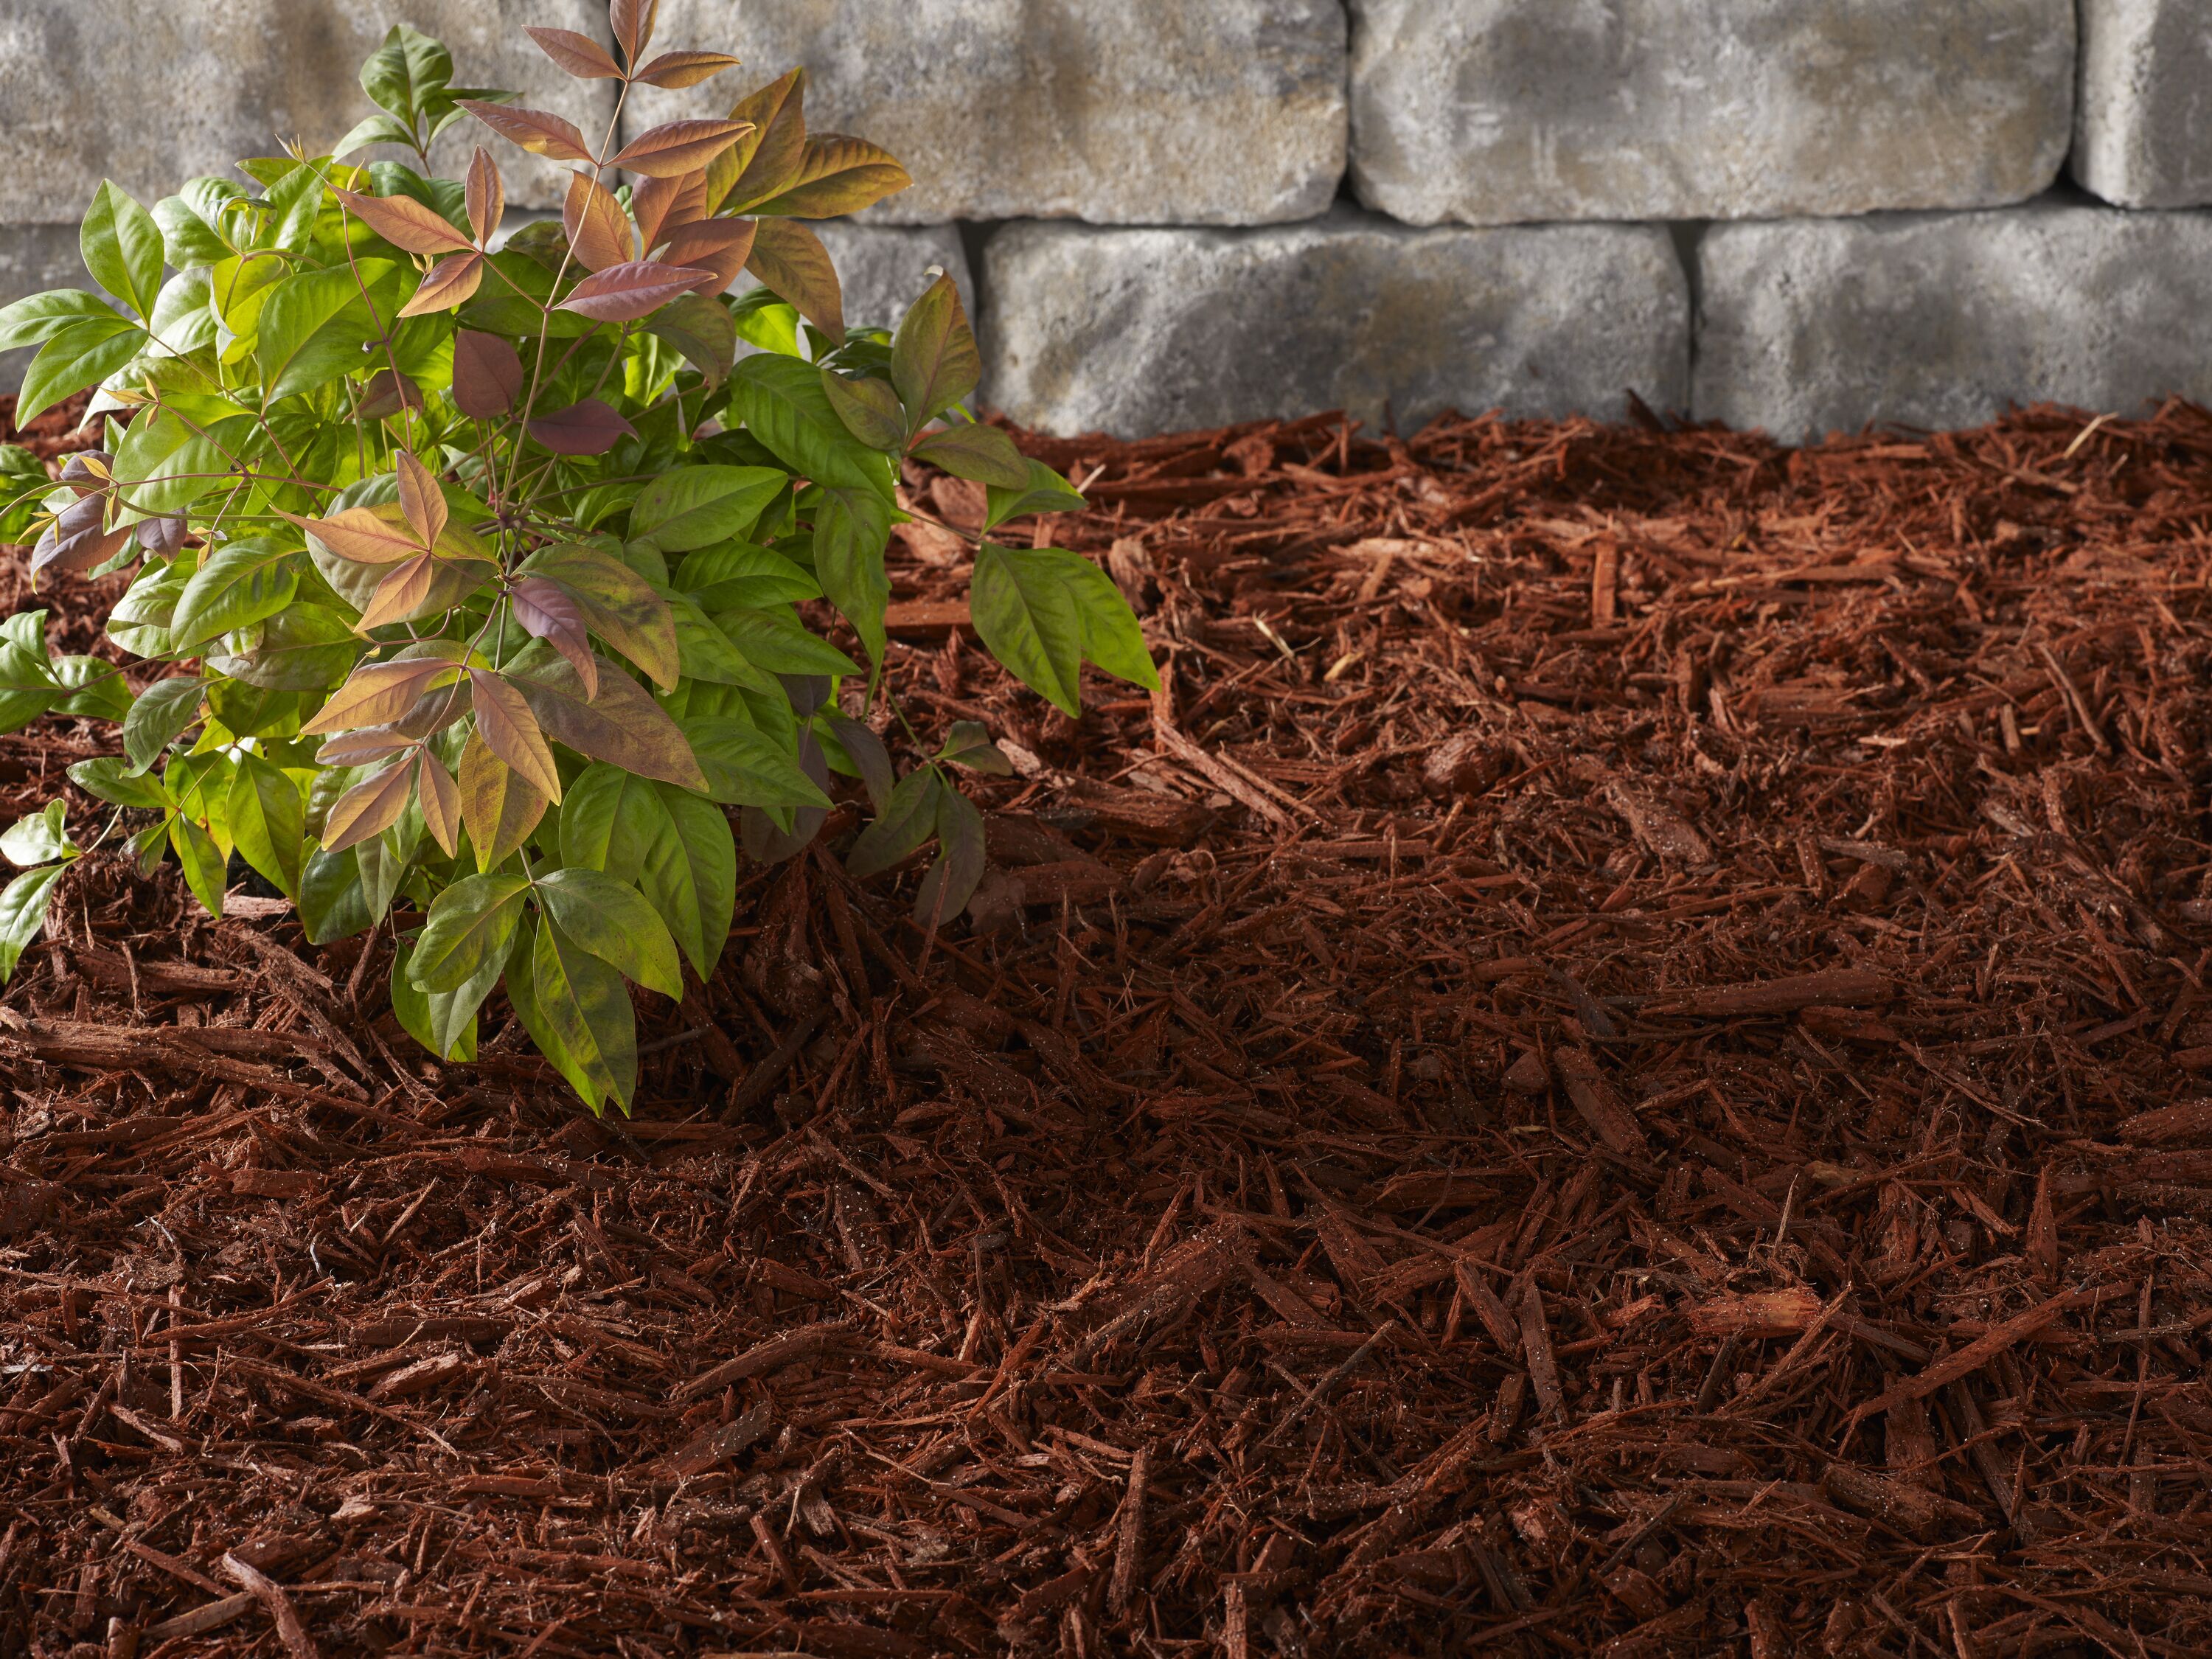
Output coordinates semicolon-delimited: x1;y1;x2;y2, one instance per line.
4;1;2212;441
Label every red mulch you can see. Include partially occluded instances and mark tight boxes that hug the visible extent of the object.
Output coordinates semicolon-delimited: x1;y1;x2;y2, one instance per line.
2;392;2211;1659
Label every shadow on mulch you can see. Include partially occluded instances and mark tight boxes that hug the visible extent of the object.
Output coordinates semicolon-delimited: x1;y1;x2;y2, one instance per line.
2;394;2211;1658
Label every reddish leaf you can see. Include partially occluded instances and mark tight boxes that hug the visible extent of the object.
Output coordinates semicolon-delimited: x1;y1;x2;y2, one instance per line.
633;49;741;90
554;260;714;322
462;101;595;163
356;369;422;420
747;215;843;341
417;751;462;858
631;170;706;252
510;575;599;699
331;188;473;254
526;399;637;456
313;728;414;767
660;218;754;296
563;170;634;273
465;148;504;246
397;251;484;317
610;0;658;64
357;552;439;633
468;669;563;801
279;504;422;566
323;762;415;854
394;450;448;546
612;119;754;179
515;656;706;792
526;25;624;80
304;652;466;736
451;331;524;419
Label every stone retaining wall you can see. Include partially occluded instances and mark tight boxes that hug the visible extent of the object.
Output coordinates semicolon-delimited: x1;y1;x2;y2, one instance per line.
4;1;2209;441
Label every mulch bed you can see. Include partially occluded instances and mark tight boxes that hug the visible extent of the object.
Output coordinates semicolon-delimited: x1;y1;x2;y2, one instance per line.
3;391;2211;1658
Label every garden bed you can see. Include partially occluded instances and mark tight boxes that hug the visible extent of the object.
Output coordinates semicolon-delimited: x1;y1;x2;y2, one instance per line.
2;395;2210;1657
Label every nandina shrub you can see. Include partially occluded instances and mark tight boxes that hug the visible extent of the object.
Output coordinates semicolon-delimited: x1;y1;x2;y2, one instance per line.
0;3;1154;1113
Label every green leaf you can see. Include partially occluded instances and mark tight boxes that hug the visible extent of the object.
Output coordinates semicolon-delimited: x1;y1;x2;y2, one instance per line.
80;181;166;321
984;459;1088;532
673;542;819;611
123;678;205;773
730;291;801;358
937;719;1015;776
0;614;59;734
680;714;832;809
629;465;784;554
206;602;361;692
49;656;127;723
226;753;307;899
911;422;1032;490
891;273;981;437
644;293;737;388
0;800;74;867
726;354;896;498
153;178;249;265
812;486;891;671
0;288;131;353
295;846;366;942
916;785;987;925
560;765;738;983
412;871;529;993
662;589;773;689
969;544;1157;717
361;23;454;122
110;406;251;523
847;767;941;880
257;261;400;403
0;864;67;981
534;867;682;998
822;369;905;451
169;813;227;917
518;914;638;1114
390;928;493;1062
171;538;299;651
18;316;145;424
713;605;860;679
69;757;170;811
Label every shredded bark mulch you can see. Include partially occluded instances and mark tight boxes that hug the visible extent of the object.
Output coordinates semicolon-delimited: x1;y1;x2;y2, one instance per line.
3;393;2211;1658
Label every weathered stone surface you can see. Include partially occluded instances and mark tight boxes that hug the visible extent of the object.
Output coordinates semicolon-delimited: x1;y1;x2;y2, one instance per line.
813;223;972;333
1348;0;2076;226
628;1;1346;226
0;223;92;392
0;1;617;220
2074;0;2212;208
981;212;1688;439
1694;205;2212;442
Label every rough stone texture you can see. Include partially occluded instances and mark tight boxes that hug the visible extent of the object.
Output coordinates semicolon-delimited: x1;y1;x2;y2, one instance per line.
1349;0;2076;226
814;223;972;333
627;0;1346;226
0;1;618;221
1694;204;2212;442
2073;0;2212;208
0;223;94;392
981;212;1688;439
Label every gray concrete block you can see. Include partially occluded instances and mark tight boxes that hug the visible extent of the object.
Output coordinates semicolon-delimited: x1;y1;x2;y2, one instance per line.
2074;0;2212;208
1694;203;2212;442
1349;0;2076;226
813;223;972;335
0;1;618;221
1;223;96;394
981;212;1688;439
628;1;1346;226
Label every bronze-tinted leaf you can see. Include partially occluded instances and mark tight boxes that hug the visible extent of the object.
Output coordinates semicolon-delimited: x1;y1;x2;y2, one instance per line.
711;68;807;214
562;170;634;272
465;147;504;246
323;762;414;854
526;25;624;80
451;330;523;419
659;218;754;296
610;0;658;63
462;101;595;163
612;119;754;179
468;669;563;801
526;399;637;456
281;504;423;566
397;251;484;317
752;134;911;218
417;750;462;857
555;260;713;322
356;552;438;633
313;728;414;767
513;658;706;791
394;449;448;546
630;170;701;252
510;575;598;698
892;272;981;434
518;545;679;689
331;188;473;255
303;652;466;736
355;369;422;421
459;731;547;871
746;216;842;341
633;49;740;90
